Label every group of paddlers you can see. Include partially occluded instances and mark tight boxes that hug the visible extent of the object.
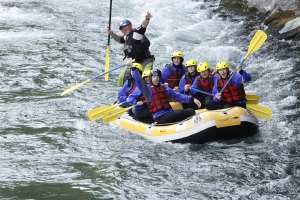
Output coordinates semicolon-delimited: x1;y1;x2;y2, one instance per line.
107;11;251;124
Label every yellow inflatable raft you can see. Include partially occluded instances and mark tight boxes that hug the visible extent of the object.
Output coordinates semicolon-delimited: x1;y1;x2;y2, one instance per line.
108;106;259;144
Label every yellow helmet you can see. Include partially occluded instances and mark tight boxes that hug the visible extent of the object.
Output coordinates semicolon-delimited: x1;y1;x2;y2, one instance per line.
171;51;184;60
185;59;197;68
131;62;143;72
142;70;151;78
197;62;210;73
216;61;229;70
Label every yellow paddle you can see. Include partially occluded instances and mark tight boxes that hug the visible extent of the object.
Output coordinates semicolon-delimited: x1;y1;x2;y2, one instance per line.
220;30;267;93
246;104;272;120
102;105;134;124
88;103;122;121
105;0;112;81
60;64;125;96
246;94;259;104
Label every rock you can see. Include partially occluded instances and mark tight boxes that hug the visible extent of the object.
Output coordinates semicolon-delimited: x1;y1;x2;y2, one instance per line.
264;9;299;40
220;0;300;41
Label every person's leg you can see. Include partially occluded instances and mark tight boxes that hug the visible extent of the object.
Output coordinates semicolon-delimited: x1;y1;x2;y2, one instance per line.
156;112;178;124
183;102;199;110
156;109;195;124
181;108;196;119
135;107;152;119
141;58;153;72
134;108;154;124
205;99;224;110
224;102;246;109
118;66;131;87
182;103;189;109
119;58;153;87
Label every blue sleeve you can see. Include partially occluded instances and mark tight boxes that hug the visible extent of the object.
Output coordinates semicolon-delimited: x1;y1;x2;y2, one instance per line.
240;70;251;82
190;76;200;95
231;73;243;88
213;73;219;83
212;80;222;102
182;65;187;74
118;80;130;103
165;85;191;103
127;87;142;105
161;66;171;84
178;75;187;94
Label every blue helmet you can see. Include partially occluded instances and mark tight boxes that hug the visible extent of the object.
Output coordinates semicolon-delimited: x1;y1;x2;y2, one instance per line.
119;19;132;30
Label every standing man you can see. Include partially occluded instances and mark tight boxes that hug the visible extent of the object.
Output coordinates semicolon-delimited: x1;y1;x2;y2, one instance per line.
107;11;154;86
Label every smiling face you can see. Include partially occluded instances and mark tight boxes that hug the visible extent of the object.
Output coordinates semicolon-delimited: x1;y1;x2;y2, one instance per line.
121;24;133;35
187;66;196;74
172;57;181;65
200;69;210;78
144;76;150;84
151;75;160;85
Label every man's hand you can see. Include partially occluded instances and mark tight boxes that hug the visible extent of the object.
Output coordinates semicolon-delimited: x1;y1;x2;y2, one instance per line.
145;11;152;20
194;98;201;108
173;86;178;92
137;101;144;106
236;65;242;73
107;27;113;35
126;60;132;66
215;93;222;100
184;84;190;92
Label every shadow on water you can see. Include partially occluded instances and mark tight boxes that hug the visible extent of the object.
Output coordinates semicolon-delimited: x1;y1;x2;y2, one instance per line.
188;131;264;152
0;182;104;200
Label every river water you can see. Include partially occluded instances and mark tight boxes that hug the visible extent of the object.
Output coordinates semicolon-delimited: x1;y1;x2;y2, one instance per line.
0;0;299;199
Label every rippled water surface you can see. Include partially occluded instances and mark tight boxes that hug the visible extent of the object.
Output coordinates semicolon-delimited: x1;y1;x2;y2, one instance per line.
0;0;299;199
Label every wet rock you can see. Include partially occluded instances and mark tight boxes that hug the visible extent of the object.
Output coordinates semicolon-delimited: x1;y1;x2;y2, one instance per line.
220;0;300;41
264;10;300;40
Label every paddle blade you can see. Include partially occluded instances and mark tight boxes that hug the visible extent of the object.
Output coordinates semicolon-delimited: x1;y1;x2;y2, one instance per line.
105;46;110;81
246;103;272;120
244;30;267;59
61;79;91;96
102;106;134;124
88;104;121;121
246;94;260;104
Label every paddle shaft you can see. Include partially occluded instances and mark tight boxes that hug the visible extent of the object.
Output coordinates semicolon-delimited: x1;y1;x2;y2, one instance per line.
105;0;113;81
220;30;267;94
108;0;112;46
190;88;213;96
92;64;125;81
60;63;126;96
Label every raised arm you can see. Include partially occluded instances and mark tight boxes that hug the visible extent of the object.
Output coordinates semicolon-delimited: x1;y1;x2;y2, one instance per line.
142;11;152;28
